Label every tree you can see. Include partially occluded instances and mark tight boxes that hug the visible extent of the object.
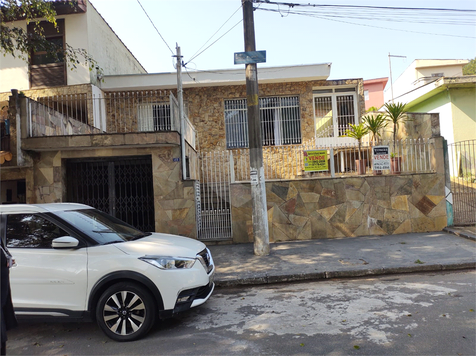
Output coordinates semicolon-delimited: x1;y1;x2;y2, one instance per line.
362;113;387;144
1;0;101;74
463;58;476;75
344;122;369;162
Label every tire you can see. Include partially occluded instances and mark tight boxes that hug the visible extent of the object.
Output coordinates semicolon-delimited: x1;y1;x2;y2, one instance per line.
96;282;157;342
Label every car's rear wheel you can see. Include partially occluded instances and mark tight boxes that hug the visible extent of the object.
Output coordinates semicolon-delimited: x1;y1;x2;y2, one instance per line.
96;282;157;342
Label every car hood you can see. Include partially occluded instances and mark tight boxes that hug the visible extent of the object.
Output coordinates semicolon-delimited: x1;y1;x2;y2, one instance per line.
114;233;207;258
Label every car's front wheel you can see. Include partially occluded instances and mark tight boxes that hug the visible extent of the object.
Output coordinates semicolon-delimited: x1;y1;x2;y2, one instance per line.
96;282;157;342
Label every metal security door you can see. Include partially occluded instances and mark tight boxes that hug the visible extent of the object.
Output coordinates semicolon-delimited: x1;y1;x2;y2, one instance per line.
197;150;233;241
66;156;155;232
447;140;476;225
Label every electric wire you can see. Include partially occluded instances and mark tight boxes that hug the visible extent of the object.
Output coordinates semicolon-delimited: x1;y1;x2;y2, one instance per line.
254;1;476;13
254;0;476;39
186;4;243;66
257;8;476;39
136;0;174;56
185;19;243;66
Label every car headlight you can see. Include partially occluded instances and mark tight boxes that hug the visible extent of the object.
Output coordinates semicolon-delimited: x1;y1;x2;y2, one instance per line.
139;256;196;270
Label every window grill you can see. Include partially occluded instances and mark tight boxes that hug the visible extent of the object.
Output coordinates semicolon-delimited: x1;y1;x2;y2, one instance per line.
224;96;301;148
137;103;171;132
313;88;358;139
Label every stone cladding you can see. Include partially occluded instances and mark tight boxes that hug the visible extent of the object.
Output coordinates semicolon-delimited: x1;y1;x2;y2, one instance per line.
230;173;447;243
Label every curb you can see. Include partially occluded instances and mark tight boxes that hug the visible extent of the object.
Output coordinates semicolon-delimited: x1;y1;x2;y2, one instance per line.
443;227;476;242
214;262;476;287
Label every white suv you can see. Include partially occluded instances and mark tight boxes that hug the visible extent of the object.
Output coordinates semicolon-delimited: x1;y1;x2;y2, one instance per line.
0;203;215;342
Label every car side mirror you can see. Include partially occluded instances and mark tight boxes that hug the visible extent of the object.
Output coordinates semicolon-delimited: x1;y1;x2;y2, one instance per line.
52;236;79;249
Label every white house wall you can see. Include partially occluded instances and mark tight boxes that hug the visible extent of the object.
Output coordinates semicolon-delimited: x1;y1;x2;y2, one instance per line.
64;14;92;85
0;22;29;92
86;3;146;77
384;61;416;103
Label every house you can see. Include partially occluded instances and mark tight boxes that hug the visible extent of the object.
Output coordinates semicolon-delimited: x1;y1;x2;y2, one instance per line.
384;59;475;145
0;0;145;93
0;0;145;206
1;3;448;243
363;77;388;111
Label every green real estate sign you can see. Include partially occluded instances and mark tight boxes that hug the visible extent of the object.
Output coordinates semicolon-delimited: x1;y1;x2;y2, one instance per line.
304;150;328;172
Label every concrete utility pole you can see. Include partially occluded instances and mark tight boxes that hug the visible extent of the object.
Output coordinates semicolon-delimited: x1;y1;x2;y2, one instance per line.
242;0;269;256
175;44;187;181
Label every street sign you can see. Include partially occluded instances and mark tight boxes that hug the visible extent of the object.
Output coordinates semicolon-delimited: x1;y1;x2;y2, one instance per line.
234;50;266;64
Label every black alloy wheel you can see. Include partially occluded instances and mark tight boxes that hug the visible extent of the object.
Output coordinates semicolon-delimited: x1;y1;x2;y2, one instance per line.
96;282;156;342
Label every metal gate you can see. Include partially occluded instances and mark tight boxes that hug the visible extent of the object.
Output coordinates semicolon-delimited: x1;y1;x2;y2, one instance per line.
66;156;155;232
196;150;233;241
447;140;476;225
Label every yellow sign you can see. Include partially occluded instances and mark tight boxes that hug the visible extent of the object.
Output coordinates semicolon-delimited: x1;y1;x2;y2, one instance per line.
304;150;328;172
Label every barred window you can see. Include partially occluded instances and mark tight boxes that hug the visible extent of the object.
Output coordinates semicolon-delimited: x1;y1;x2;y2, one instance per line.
224;96;301;149
137;103;171;132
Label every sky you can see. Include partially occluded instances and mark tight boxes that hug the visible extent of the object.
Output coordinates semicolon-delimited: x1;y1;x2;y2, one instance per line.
89;0;476;85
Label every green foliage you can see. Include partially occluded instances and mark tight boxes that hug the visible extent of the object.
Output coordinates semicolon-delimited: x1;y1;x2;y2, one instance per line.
463;58;476;75
344;122;369;142
366;106;380;112
362;113;387;143
384;102;407;153
1;0;102;76
344;122;369;160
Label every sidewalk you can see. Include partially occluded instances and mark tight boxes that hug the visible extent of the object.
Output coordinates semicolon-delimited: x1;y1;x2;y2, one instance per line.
208;230;476;288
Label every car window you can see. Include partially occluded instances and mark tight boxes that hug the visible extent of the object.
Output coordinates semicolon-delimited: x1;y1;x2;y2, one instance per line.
6;214;69;248
53;209;149;244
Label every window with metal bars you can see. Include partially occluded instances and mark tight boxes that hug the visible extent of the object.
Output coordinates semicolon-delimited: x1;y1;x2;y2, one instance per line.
137;103;171;132
313;88;358;139
224;96;301;148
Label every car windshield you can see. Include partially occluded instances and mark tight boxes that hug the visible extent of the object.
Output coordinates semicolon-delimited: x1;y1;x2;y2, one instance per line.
54;209;150;244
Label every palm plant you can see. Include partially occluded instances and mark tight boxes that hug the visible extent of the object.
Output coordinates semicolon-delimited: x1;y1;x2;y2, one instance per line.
344;122;369;162
362;114;387;144
384;102;407;153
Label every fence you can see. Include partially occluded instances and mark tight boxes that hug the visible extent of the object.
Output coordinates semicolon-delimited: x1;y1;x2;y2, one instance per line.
27;91;197;150
197;150;233;240
447;140;476;225
221;138;434;182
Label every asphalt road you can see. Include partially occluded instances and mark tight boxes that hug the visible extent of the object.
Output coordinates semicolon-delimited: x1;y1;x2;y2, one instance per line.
6;270;476;355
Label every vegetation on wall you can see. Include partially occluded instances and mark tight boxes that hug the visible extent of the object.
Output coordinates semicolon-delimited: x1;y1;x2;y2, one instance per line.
0;0;101;74
463;57;476;75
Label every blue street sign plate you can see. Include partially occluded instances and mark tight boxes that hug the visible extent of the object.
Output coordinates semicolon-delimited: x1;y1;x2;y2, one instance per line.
234;50;266;64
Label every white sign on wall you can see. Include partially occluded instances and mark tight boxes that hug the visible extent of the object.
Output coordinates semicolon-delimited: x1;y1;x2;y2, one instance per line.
372;146;391;170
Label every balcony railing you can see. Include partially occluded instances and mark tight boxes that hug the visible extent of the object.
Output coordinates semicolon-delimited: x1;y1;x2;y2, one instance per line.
201;138;435;183
27;91;197;150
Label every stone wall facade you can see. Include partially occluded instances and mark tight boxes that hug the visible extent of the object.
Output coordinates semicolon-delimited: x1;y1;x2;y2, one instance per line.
184;79;365;151
1;145;197;238
231;171;447;243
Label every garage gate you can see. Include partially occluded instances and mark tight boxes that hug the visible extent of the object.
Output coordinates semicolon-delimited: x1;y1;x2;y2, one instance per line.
66;156;155;232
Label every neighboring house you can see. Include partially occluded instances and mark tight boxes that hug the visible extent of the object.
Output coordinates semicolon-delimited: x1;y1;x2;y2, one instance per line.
0;0;146;92
1;0;145;206
384;59;469;104
363;77;388;111
385;59;475;145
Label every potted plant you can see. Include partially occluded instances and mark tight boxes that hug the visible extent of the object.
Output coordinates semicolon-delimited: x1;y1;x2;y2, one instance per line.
384;102;407;174
344;122;369;175
362;113;387;175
